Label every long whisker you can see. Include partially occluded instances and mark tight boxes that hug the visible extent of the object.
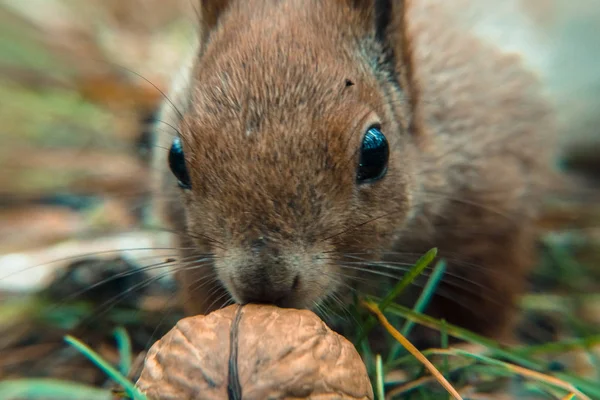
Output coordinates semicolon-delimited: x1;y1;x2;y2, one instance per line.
324;291;357;326
154;119;182;137
337;258;506;288
312;301;329;322
73;269;176;331
317;209;403;243
0;246;204;282
417;190;518;222
218;295;235;311
336;262;505;308
48;258;177;305
77;256;216;330
204;290;233;316
334;252;526;281
142;262;219;351
338;267;498;323
55;254;213;304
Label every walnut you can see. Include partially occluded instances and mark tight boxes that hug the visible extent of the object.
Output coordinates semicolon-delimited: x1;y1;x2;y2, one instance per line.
136;304;374;400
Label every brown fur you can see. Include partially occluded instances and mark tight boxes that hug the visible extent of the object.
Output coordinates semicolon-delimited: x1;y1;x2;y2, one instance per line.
152;0;558;345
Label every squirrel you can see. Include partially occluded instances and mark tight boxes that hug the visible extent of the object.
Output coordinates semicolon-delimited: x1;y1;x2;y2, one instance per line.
149;0;561;346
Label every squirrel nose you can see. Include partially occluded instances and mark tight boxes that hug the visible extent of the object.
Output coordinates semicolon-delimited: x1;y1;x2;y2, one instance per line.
251;237;267;251
251;237;278;258
236;273;300;306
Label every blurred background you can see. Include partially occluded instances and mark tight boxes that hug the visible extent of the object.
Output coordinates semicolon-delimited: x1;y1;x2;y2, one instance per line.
0;0;196;389
0;0;599;398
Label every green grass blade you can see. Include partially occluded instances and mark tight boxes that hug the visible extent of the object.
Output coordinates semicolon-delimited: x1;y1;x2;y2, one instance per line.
386;259;446;364
0;378;111;400
357;248;437;344
441;319;449;376
400;259;446;337
375;354;385;400
513;335;600;356
379;248;438;311
64;335;147;400
383;305;600;399
551;373;600;399
373;298;543;370
448;349;599;399
113;327;133;376
360;339;376;377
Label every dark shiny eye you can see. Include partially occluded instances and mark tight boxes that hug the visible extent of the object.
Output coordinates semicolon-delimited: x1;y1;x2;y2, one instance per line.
168;137;192;189
356;125;389;183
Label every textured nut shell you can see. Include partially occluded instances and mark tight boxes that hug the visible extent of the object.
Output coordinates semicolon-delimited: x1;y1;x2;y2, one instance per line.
136;305;237;399
136;304;373;400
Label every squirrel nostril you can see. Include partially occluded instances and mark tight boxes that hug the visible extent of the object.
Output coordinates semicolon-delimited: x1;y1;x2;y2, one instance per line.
234;272;300;306
251;237;267;254
292;274;300;291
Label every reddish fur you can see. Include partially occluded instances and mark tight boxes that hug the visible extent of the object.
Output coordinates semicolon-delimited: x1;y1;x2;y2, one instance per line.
152;0;558;345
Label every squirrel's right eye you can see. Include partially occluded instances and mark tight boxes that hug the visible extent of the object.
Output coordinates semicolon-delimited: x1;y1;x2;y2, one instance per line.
168;137;192;189
356;125;389;183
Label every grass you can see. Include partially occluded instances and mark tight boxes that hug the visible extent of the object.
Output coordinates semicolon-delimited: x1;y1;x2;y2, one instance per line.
0;379;112;400
363;299;465;399
346;246;600;400
2;246;599;400
356;247;438;344
0;329;145;400
63;334;146;400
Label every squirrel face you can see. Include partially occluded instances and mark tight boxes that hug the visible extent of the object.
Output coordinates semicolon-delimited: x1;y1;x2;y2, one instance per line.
167;0;417;308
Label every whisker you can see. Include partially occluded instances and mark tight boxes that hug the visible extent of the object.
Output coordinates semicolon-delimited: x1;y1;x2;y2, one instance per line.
47;257;181;306
58;257;212;337
204;290;233;315
338;269;498;324
338;259;499;290
336;252;526;281
217;295;235;311
0;246;204;282
335;255;417;268
74;269;175;331
325;291;357;326
181;230;225;249
179;269;220;297
312;301;329;322
153;119;182;137
80;258;215;344
337;263;405;282
108;65;186;129
142;288;185;353
417;190;517;222
316;209;404;243
337;263;506;310
142;261;218;351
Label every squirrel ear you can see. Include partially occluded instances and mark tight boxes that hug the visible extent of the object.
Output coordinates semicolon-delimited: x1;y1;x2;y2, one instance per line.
199;0;232;34
373;0;395;42
341;0;398;42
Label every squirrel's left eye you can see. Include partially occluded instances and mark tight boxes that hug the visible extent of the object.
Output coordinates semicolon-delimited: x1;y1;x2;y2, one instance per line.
168;137;192;189
356;125;389;183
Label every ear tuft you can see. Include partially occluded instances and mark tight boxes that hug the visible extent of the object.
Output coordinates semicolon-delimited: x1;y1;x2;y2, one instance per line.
200;0;232;33
341;0;397;43
374;0;393;42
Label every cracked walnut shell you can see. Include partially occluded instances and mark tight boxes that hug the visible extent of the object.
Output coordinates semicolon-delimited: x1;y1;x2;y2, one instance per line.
136;304;374;399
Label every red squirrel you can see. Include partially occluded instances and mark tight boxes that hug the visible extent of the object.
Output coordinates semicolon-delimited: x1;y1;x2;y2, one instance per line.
150;0;560;344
